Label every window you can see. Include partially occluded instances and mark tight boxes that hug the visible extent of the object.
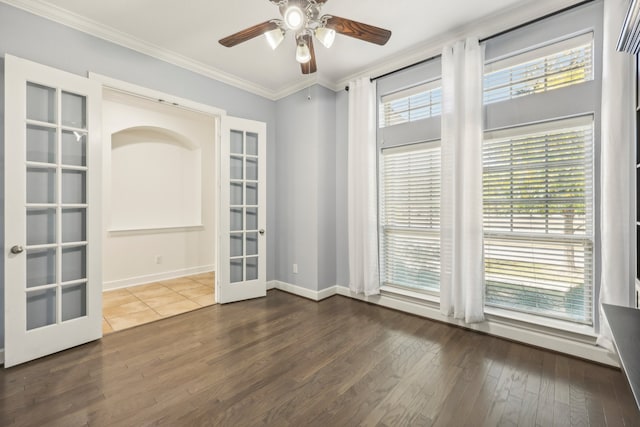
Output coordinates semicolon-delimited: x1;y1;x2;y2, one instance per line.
380;142;440;292
483;117;594;323
484;33;593;105
379;80;442;128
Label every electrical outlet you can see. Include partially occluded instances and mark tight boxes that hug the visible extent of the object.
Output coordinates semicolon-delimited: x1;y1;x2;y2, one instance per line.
293;264;298;274
155;255;162;264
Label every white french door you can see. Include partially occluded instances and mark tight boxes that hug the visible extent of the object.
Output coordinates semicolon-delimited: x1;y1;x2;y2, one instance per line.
4;55;102;367
217;116;267;303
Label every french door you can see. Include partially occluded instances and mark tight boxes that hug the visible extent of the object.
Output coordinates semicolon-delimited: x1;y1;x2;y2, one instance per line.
4;55;102;367
217;117;267;303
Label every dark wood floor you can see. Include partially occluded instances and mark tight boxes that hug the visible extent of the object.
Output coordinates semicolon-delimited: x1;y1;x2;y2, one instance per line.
1;290;638;427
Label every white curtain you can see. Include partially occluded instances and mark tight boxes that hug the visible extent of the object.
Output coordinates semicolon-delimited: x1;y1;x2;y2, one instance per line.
348;77;380;296
440;38;485;323
597;0;635;351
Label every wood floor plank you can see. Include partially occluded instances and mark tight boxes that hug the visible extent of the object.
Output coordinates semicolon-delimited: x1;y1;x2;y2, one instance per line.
517;391;539;427
482;344;522;426
555;355;572;406
583;361;608;427
0;290;638;426
536;351;557;426
459;338;509;424
285;317;429;426
306;325;435;425
567;358;588;427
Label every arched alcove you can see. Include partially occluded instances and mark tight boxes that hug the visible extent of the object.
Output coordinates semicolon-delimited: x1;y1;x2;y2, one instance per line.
110;125;202;231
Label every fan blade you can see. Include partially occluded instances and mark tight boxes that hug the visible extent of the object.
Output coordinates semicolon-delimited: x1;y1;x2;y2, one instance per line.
219;21;279;47
301;35;317;74
325;15;391;45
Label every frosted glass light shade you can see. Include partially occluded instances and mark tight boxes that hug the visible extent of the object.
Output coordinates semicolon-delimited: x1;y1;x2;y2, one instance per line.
265;28;285;50
315;27;336;48
296;43;311;63
284;6;304;30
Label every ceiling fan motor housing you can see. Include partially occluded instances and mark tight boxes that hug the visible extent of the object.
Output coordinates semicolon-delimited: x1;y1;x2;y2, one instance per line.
279;0;322;35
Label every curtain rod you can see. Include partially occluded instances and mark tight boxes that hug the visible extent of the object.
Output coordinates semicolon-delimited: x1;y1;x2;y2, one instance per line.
344;0;594;91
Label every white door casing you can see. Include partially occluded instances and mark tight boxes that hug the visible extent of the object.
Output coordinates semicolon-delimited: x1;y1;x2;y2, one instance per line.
4;55;102;367
217;116;267;303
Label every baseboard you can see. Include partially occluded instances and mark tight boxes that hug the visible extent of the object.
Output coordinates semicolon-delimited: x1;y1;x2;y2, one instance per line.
318;285;339;301
335;286;618;367
269;281;337;301
103;265;215;291
0;349;4;365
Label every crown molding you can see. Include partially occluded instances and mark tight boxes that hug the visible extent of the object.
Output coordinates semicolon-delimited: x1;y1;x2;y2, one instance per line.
0;0;281;100
269;73;338;100
272;74;320;100
334;0;588;90
1;0;590;99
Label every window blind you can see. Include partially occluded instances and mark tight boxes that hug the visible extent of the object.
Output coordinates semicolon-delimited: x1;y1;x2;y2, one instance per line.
380;142;440;292
484;32;594;105
379;80;442;128
483;117;594;323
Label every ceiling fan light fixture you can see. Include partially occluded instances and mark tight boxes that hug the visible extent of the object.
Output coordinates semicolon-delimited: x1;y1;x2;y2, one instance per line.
218;0;393;75
296;41;311;63
264;27;285;50
315;27;336;48
284;5;304;30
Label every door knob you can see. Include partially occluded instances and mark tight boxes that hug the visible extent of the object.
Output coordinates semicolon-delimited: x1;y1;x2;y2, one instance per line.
259;229;265;235
10;245;24;254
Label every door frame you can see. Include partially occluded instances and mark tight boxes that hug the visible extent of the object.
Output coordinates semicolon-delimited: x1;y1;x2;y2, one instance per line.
89;73;228;298
2;67;264;365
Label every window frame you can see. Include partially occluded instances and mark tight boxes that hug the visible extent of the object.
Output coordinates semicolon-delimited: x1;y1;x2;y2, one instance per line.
482;115;595;325
379;79;442;128
484;31;594;105
379;139;442;296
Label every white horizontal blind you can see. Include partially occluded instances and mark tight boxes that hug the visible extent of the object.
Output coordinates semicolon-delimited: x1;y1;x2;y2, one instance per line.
484;32;594;105
381;142;440;292
379;80;442;128
483;117;594;324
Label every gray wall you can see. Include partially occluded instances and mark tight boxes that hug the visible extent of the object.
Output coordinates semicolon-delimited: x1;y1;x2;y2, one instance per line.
317;86;337;290
275;85;339;291
0;3;280;349
275;87;319;289
335;90;349;287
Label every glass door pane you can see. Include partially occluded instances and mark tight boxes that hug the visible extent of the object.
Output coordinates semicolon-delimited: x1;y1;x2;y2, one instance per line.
26;82;56;123
227;129;260;285
24;82;90;330
27;125;56;163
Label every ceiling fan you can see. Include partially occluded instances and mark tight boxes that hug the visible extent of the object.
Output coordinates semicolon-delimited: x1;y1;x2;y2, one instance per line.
218;0;392;75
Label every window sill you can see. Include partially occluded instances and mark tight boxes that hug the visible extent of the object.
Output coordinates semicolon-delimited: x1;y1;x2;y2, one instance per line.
380;285;596;341
380;285;439;304
484;306;596;339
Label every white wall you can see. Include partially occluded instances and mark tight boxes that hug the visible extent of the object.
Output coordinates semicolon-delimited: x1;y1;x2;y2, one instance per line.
102;90;216;289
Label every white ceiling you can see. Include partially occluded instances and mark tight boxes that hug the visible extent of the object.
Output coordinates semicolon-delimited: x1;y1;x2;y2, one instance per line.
4;0;582;99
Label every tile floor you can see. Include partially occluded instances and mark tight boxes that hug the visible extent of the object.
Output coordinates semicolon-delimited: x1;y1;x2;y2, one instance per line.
102;272;215;334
